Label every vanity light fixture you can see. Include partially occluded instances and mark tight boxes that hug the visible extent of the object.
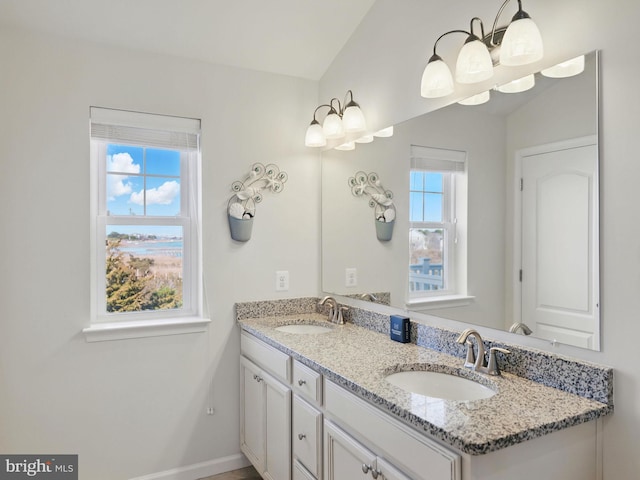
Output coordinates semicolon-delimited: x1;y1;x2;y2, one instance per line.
305;90;367;148
373;126;394;138
421;0;543;99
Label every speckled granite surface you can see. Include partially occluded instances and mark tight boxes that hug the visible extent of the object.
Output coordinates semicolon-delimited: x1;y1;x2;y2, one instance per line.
238;311;612;456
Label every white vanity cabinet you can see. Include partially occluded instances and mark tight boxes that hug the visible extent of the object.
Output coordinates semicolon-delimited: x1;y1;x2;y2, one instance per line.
239;330;601;480
240;334;292;480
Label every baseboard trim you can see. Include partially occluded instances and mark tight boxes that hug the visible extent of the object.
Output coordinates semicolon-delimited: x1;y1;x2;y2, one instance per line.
129;454;251;480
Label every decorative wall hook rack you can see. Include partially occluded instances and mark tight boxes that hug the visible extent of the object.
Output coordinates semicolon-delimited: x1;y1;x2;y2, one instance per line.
348;171;395;241
227;163;288;242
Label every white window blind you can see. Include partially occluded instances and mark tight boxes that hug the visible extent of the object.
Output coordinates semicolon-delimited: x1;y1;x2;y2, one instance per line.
411;145;466;172
90;107;200;150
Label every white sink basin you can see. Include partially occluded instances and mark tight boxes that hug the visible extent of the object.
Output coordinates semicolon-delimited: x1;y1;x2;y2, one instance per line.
385;370;496;401
275;324;333;334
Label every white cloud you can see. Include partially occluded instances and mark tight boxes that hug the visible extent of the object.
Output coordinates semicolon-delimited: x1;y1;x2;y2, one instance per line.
107;153;140;174
106;153;140;201
130;181;180;206
108;177;133;200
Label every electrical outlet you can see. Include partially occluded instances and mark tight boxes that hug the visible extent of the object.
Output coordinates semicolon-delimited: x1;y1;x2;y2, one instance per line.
345;268;357;287
206;407;215;415
276;270;289;291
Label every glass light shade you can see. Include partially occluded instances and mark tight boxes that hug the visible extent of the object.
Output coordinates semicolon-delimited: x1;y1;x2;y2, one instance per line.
496;74;535;93
373;126;394;137
305;122;326;147
322;111;344;139
541;55;585;78
458;90;490;106
335;141;355;151
421;55;454;98
455;38;494;84
355;134;374;144
342;105;367;133
499;17;543;66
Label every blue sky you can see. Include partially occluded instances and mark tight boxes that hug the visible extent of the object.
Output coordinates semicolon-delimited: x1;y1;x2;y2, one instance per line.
106;144;183;238
106;144;181;217
410;171;443;222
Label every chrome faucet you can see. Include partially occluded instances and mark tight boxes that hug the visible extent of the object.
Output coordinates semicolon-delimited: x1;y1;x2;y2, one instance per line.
318;296;346;325
456;328;510;376
456;328;486;371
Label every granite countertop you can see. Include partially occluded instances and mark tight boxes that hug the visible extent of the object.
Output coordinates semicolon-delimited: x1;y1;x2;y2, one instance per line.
238;313;612;456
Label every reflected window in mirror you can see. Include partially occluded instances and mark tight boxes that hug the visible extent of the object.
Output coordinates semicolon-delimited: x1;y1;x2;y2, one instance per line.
409;146;466;303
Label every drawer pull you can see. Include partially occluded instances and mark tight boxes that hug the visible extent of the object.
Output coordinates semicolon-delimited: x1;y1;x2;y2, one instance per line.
298;433;306;440
298;379;307;386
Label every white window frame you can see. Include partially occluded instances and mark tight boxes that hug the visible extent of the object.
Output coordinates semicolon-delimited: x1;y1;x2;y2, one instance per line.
84;107;209;342
407;145;472;308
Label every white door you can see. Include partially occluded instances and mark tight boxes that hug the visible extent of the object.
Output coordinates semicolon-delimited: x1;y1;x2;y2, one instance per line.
520;138;599;349
324;420;376;480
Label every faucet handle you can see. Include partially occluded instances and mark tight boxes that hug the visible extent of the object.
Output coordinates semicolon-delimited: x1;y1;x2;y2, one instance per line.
336;306;349;325
487;347;511;376
463;340;476;368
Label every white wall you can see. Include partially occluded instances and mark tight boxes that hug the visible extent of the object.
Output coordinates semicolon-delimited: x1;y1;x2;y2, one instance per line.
0;27;320;479
320;0;640;477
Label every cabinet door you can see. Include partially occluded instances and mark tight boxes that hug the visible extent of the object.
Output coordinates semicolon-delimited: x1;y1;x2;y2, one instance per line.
240;357;265;472
264;370;292;480
376;457;412;480
324;420;376;480
293;395;322;478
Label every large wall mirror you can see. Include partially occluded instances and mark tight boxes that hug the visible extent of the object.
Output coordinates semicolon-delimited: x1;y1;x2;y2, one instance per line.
321;51;600;350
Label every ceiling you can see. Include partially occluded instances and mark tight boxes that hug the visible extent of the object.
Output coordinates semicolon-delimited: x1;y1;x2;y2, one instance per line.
0;0;376;80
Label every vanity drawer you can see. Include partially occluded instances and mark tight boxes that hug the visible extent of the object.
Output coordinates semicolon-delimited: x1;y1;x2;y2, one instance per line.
241;332;290;383
293;394;322;479
324;379;460;480
292;359;322;404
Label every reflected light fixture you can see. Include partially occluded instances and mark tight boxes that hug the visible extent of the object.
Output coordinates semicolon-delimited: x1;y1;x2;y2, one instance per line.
458;90;491;106
541;55;585;78
421;0;543;99
496;73;535;93
305;90;367;149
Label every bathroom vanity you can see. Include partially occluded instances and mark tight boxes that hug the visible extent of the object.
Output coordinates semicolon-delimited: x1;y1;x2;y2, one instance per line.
237;301;612;480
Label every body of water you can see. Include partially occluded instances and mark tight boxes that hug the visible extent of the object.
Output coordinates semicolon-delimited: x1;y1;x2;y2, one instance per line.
117;240;183;257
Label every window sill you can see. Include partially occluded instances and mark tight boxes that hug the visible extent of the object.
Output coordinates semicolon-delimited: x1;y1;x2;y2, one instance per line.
82;316;211;342
406;294;475;310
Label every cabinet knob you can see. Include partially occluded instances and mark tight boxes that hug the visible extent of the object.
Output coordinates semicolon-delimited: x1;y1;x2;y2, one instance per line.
298;433;306;440
253;374;263;383
298;379;306;386
361;464;380;478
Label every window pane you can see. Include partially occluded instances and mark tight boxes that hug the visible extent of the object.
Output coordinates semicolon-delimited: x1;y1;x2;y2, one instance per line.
409;192;424;222
424;173;443;193
107;145;143;173
105;225;183;313
107;175;144;216
409;228;445;292
410;171;424;191
138;177;181;216
146;148;181;176
424;193;443;222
